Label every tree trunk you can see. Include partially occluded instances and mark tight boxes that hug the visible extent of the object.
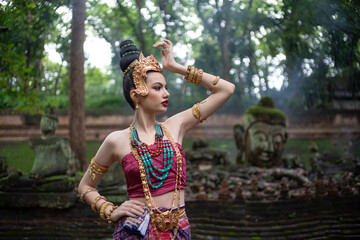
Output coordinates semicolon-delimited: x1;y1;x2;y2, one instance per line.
69;0;87;171
135;0;146;53
221;0;232;82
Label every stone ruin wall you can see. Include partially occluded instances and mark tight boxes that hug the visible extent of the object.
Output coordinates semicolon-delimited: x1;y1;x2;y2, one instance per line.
0;197;359;239
1;110;359;141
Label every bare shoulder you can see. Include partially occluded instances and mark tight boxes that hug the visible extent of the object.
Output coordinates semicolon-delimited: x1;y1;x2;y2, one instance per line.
100;128;131;162
105;128;129;144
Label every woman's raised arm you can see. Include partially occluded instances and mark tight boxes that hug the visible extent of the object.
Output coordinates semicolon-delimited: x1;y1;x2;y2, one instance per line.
153;39;235;142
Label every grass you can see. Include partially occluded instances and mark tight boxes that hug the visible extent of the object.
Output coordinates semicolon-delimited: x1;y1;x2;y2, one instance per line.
0;141;102;174
0;138;358;174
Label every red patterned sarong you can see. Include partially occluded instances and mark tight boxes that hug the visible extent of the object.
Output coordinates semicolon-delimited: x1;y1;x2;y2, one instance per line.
113;207;191;240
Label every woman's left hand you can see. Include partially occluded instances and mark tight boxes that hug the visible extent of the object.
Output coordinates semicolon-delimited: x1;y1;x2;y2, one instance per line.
153;39;177;72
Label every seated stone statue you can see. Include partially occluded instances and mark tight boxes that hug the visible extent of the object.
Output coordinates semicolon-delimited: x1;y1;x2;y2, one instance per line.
234;96;288;168
28;115;74;179
0;115;80;208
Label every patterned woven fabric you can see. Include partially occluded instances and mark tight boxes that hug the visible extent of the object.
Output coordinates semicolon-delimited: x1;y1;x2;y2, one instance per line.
113;207;191;240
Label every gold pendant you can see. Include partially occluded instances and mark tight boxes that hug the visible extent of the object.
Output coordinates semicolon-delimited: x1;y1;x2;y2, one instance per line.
153;211;177;232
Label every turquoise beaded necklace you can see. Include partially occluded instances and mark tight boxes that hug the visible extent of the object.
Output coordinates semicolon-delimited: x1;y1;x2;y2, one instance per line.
130;122;174;189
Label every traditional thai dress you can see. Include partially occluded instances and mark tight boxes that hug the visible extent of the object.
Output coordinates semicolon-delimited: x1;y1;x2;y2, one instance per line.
113;142;190;239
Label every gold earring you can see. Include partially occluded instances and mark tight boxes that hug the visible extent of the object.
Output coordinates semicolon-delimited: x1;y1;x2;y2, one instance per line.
135;102;139;112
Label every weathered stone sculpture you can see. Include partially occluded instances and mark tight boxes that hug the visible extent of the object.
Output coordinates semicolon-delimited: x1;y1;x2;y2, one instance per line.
187;139;228;170
327;176;338;197
235;182;243;200
249;174;261;200
315;171;327;198
28;115;76;178
0;115;80;208
340;172;353;196
218;179;231;200
196;186;208;200
278;177;289;200
309;142;320;172
234;96;288;168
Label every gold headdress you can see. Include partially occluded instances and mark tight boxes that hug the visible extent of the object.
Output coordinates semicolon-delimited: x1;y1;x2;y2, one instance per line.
124;52;162;96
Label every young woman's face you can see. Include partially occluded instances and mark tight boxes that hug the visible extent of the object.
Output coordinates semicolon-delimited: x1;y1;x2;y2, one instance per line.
139;71;170;113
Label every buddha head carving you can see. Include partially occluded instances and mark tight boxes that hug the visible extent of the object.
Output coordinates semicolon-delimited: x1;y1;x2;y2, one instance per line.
40;115;58;136
234;96;288;168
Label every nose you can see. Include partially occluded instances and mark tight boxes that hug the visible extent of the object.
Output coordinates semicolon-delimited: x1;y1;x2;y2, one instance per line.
265;136;274;153
163;88;170;98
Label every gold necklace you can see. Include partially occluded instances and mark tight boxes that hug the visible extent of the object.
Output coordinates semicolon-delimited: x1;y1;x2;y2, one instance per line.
129;122;183;239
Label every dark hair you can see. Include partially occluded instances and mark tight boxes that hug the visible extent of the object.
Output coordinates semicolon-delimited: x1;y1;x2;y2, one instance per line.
119;40;140;110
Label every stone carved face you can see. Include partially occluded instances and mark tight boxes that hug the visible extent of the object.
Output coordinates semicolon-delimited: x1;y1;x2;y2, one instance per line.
245;121;286;168
40;116;58;135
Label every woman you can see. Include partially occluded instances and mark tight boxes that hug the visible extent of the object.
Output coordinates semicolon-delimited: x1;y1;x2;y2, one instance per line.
78;39;235;239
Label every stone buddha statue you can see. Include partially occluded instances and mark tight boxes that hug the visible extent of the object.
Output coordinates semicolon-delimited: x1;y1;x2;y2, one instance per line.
28;115;76;178
0;115;80;208
234;96;288;168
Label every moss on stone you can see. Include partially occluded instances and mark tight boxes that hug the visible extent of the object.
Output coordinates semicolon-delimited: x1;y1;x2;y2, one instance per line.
243;96;286;127
258;96;275;108
245;105;286;121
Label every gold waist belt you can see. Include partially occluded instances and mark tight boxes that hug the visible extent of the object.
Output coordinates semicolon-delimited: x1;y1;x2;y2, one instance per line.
151;208;186;232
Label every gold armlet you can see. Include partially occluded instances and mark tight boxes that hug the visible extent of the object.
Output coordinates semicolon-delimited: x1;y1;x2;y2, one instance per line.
212;76;220;85
100;202;114;220
89;158;109;180
192;100;207;123
106;205;118;224
91;196;106;213
80;187;98;203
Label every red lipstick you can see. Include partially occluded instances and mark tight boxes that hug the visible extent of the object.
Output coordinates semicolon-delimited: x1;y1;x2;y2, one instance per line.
162;100;168;107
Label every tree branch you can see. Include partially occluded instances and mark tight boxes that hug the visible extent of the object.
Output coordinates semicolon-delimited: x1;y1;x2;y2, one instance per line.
116;0;141;41
315;5;360;38
196;0;216;36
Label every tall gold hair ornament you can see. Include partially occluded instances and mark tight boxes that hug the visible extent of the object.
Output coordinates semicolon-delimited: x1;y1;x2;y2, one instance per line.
125;52;163;96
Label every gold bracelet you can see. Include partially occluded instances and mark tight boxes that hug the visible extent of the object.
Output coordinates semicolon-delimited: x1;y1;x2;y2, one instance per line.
100;202;114;220
188;66;196;83
106;205;118;223
196;69;203;85
212;76;220;85
192;100;206;123
91;196;106;213
89;158;109;180
80;187;98;203
184;65;192;82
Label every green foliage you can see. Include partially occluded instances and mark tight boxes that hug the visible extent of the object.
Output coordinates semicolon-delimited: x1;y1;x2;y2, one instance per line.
0;0;359;113
0;0;70;114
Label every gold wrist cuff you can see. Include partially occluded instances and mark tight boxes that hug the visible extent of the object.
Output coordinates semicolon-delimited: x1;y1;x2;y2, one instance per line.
100;202;114;220
107;205;118;223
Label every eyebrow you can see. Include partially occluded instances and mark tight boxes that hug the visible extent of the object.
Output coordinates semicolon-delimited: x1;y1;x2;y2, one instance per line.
152;82;167;88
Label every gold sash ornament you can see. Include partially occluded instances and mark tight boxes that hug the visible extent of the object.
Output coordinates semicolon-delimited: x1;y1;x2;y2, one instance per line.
152;208;185;232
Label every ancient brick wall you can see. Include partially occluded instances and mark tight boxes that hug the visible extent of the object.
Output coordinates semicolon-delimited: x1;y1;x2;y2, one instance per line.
0;197;359;239
1;110;359;141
